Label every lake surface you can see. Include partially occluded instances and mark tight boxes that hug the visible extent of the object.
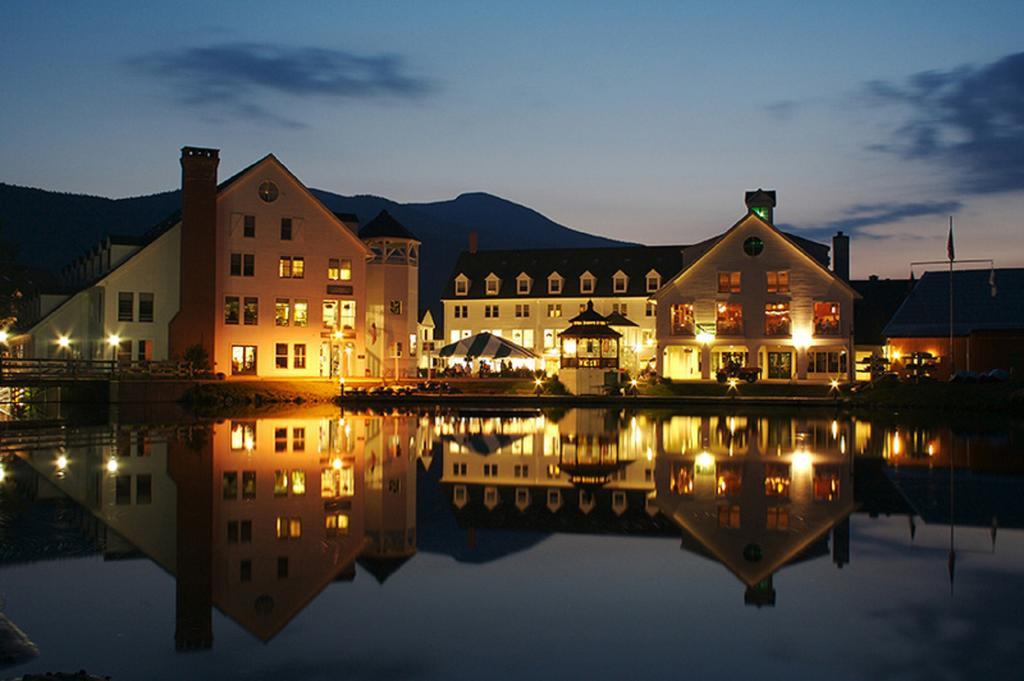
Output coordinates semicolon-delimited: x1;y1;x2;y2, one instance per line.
1;406;1023;680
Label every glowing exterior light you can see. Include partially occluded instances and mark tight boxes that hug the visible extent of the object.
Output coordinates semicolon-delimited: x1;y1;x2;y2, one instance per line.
106;457;119;474
695;451;715;474
791;329;812;350
645;447;653;462
727;377;739;391
0;330;8;344
333;330;343;340
829;378;840;391
57;335;71;349
792;451;812;473
696;330;715;345
56;455;68;470
107;334;121;347
831;420;839;439
332;457;343;470
0;464;5;483
927;443;935;457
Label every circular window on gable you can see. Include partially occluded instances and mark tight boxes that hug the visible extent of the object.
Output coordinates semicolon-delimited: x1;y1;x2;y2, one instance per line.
258;180;279;203
743;236;764;257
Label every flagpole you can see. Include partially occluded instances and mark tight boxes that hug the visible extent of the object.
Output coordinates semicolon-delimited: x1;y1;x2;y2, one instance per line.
948;216;955;377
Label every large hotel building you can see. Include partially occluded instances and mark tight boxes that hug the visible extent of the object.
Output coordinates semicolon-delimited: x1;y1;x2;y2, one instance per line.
441;191;858;382
12;148;420;379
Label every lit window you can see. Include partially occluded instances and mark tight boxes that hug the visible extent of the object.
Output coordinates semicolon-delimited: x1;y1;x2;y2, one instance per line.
646;302;656;317
241;471;256;499
716;302;743;335
486;276;500;295
339;259;352;280
455;276;469;296
580;273;595;294
670;304;694;335
275;343;288;369
547;304;561;318
293;344;306;369
279;256;292;278
515;304;530;318
243;297;258;325
548;275;563;294
230;421;255;450
294;300;308;327
322;300;338;327
291;470;306;496
328;258;340;280
767;271;789;293
274;470;288;497
224;297;240;325
613;272;628;293
275;299;290;326
326;513;350;536
718;271;741;293
814;302;841;336
292;257;304;278
764;303;791;336
517;275;531;294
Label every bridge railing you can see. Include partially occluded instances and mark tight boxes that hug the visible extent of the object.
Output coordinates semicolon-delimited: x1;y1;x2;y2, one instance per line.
0;358;196;382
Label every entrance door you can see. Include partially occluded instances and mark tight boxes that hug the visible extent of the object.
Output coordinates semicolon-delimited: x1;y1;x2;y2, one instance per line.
767;351;792;379
231;345;257;375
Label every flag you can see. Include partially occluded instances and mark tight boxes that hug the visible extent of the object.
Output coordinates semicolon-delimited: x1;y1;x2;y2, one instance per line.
946;219;955;262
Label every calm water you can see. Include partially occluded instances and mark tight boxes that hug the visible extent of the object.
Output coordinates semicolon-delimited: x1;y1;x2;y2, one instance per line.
1;406;1023;681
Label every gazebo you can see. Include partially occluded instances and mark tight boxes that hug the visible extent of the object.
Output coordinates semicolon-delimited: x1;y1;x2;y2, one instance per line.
558;301;621;394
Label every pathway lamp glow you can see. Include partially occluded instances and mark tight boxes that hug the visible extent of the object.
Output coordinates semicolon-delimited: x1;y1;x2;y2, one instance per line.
106;457;119;474
0;330;9;344
107;334;121;363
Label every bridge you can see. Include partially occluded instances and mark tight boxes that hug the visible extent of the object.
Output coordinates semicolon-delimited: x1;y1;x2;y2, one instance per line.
0;358;195;387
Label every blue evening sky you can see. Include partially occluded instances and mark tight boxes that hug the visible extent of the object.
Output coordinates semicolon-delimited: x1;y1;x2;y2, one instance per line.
2;1;1022;277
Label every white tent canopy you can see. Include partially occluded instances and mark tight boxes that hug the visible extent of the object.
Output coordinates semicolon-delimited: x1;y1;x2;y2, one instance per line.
438;332;538;364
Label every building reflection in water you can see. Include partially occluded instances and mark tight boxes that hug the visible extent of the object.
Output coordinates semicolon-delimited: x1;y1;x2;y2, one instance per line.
6;407;1023;648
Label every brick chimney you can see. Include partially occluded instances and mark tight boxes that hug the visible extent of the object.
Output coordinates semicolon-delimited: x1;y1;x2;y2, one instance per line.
832;231;850;282
468;231;478;254
169;147;219;364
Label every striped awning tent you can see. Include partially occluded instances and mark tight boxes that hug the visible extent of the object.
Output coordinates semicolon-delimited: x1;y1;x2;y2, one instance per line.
438;332;539;360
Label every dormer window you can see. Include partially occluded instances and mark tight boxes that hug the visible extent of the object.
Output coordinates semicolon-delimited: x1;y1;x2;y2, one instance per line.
612;270;628;294
516;273;532;295
485;273;501;296
580;271;596;295
646;270;661;292
454;274;469;296
548;272;563;295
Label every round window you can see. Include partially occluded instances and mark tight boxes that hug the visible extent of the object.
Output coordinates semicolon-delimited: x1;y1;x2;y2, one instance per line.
258;180;279;203
743;236;764;257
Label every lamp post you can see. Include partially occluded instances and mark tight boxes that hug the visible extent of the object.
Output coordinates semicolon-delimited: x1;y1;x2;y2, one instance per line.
57;335;71;360
107;334;121;371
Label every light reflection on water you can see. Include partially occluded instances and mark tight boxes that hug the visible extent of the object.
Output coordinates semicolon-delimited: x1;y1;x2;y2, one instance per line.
1;406;1023;681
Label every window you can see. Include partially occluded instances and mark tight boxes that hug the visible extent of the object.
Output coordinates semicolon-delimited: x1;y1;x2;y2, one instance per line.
612;303;628;316
279;256;305;278
230;421;256;450
227;521;239;543
274;470;288;497
452;462;467;476
485;276;500;295
293;344;306;369
275;343;288;369
326;513;350;536
339;259;351;280
580;273;595;294
223;472;238;499
242;471;256;499
514;464;529;478
340;301;356;333
767;351;793;379
243;214;255;237
293;427;305;451
292;257;304;278
328;258;339;280
275;427;288;452
455;277;469;296
743;236;765;256
240;560;252;583
243;297;258;325
276;517;302;539
670;303;695;335
280;218;293;240
390;300;403;315
292;470;306;496
224;296;240;325
764;303;791;336
136;340;153;361
322;300;338;327
118;292;134;321
136;474;152;504
646;272;661;292
646;301;656;317
483;463;498;477
613;273;628;293
515;304;530;318
767;271;789;293
278;557;289;579
230;253;242;276
275;299;290;326
138;293;154;322
718;271;741;293
547;304;561;318
454;304;468;318
517;276;531;294
544;329;555;349
810;351;848;374
485;304;499;318
243;254;254;277
548;276;563;294
294;300;308;327
716;302;743;335
814;302;841;336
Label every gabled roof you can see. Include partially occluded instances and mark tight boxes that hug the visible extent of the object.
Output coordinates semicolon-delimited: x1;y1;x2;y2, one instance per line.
605;311;639;327
358;209;419;241
654;212;855;299
883;268;1024;337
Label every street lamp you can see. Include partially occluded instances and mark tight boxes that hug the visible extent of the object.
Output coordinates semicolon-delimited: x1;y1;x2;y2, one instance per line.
107;334;121;363
57;335;71;359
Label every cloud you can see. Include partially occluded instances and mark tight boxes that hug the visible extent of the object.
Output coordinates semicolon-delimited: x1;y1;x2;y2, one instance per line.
863;51;1024;193
126;42;435;128
764;99;800;120
782;200;962;240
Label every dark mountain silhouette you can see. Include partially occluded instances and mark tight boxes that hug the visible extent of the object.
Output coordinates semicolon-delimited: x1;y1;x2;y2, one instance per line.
0;183;631;322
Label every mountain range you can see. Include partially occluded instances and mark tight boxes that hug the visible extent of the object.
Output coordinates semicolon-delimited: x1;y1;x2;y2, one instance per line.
0;183;632;322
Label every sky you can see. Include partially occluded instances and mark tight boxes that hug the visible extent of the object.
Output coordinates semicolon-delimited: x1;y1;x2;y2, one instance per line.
2;0;1022;278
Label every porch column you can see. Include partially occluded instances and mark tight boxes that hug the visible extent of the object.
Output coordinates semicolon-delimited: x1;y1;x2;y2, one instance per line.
701;345;712;380
796;347;808;381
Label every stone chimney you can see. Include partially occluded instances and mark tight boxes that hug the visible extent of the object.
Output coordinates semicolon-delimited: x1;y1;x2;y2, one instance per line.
169;147;219;363
745;189;776;223
832;231;850;282
468;231;478;254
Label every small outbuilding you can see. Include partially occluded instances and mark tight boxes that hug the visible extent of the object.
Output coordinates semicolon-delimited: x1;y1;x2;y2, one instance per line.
558;301;621;394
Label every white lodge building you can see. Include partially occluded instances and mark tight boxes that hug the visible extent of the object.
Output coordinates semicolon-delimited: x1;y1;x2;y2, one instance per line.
12;147;420;379
441;190;855;383
654;191;858;382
